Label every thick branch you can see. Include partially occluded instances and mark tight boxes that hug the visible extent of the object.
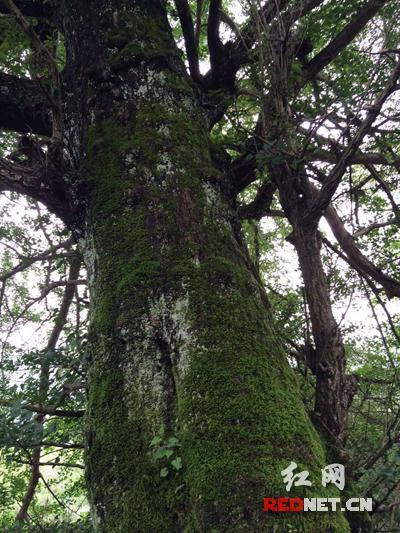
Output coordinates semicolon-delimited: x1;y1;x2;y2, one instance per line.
239;180;279;219
201;0;295;124
174;0;201;82
0;72;51;135
0;157;51;200
207;0;223;73
230;0;288;68
0;157;71;223
220;10;239;36
230;154;259;194
323;201;400;298
195;0;204;46
15;447;41;522
303;0;391;80
291;225;354;444
230;0;324;71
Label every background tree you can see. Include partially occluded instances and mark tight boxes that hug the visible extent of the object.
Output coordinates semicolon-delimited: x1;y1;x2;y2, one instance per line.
0;0;399;531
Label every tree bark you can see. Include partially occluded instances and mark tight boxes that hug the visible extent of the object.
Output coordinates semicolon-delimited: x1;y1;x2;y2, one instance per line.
291;226;357;447
37;1;352;530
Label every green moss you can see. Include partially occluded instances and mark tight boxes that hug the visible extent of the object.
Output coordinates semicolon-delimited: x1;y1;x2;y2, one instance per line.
87;347;178;532
105;9;180;66
83;69;350;531
169;251;349;532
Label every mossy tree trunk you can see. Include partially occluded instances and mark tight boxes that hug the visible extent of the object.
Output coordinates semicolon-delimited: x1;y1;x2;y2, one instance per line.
59;1;350;531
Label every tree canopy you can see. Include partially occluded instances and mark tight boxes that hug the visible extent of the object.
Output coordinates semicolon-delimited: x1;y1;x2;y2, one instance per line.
0;0;399;531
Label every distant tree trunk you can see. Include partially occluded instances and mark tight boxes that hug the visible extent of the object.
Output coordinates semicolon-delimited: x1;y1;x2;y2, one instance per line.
292;226;356;447
61;1;349;530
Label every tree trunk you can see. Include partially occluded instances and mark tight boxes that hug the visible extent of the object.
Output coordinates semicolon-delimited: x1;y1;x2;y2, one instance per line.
62;1;350;530
292;226;356;447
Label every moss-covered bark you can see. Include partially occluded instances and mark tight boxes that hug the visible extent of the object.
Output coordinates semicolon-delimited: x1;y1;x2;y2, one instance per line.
81;94;350;531
62;1;351;530
83;124;350;532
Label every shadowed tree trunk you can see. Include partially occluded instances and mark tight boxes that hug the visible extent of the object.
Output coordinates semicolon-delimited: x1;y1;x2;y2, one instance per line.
67;2;349;531
1;0;354;531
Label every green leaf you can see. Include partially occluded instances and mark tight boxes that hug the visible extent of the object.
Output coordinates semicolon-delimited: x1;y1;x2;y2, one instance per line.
167;436;179;447
149;436;162;447
153;447;167;460
171;457;182;471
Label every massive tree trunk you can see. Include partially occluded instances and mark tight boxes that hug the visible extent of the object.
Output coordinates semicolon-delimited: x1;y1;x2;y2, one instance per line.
37;1;350;530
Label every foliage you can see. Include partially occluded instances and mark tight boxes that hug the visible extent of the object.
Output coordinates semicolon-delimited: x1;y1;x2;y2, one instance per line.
150;432;183;478
0;0;399;530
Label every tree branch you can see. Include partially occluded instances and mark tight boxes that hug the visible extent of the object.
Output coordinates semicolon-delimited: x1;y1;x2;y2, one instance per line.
303;0;391;81
0;238;74;282
0;72;51;135
305;57;400;225
0;157;71;223
305;147;400;169
353;219;397;238
194;0;204;46
238;180;280;219
16;459;84;469
365;163;400;222
323;200;400;298
174;0;201;82
230;0;324;72
219;10;239;37
0;399;85;418
229;0;288;68
229;153;259;194
207;0;223;74
4;0;63;145
15;447;41;522
39;441;84;449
